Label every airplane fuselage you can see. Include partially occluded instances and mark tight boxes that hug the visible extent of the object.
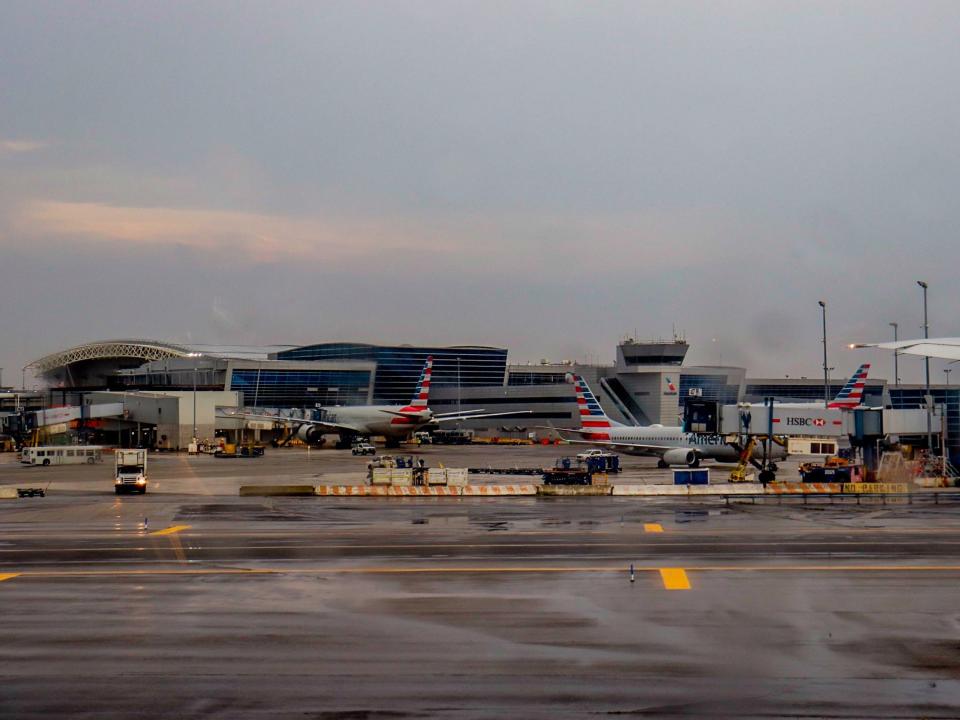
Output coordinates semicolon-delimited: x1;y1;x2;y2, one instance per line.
604;426;787;463
314;405;431;438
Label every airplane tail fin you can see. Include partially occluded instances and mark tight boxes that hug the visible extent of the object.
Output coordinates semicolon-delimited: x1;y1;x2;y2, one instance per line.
828;363;870;409
401;356;433;412
571;374;619;439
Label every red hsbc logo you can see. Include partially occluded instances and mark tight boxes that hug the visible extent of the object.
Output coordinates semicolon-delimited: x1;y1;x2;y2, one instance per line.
813;418;826;427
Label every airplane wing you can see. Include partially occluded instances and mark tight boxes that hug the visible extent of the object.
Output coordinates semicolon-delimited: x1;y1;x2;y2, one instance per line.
434;410;533;423
432;409;498;418
216;411;365;434
855;338;960;362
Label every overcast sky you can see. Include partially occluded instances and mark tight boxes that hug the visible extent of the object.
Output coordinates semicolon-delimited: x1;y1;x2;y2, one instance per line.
2;1;958;387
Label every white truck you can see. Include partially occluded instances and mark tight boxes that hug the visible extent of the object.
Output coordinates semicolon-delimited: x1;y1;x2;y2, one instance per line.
115;449;148;494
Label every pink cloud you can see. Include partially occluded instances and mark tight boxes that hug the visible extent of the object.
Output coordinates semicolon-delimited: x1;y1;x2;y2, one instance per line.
12;200;432;264
1;139;50;153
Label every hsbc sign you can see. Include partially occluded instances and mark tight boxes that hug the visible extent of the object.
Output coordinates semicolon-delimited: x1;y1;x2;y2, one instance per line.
785;417;827;427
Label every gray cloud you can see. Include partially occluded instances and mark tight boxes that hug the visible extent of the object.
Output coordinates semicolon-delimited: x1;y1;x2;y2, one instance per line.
2;1;958;385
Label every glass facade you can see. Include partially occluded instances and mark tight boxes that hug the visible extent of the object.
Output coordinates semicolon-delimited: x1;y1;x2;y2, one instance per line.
507;371;570;386
889;386;960;464
276;344;508;404
230;369;371;409
679;374;741;409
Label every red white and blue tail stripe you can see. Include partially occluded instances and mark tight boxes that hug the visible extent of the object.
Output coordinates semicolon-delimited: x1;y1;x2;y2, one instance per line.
827;363;870;409
390;357;433;425
572;374;618;440
402;356;432;412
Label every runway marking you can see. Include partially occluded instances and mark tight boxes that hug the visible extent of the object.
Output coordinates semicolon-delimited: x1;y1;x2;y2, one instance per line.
644;523;664;533
11;564;960;579
659;568;691;590
149;525;191;536
8;538;960;554
0;573;20;583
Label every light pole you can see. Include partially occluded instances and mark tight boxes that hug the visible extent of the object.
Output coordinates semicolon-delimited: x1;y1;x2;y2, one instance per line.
818;301;829;407
187;352;202;443
918;281;932;454
889;322;899;386
945;368;952;387
456;356;462;425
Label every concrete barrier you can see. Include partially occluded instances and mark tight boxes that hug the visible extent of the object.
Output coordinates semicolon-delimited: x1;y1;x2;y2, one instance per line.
537;485;612;497
766;482;843;494
239;485;317;497
687;483;766;495
612;484;765;496
314;484;536;497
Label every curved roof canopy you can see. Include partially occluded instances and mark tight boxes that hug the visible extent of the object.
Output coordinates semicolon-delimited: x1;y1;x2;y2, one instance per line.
28;339;197;373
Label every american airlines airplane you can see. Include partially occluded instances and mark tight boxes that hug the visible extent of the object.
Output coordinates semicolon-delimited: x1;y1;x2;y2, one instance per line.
554;365;871;467
552;374;780;467
223;357;526;448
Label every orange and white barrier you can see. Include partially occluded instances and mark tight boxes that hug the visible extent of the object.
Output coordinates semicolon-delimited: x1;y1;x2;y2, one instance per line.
460;484;537;496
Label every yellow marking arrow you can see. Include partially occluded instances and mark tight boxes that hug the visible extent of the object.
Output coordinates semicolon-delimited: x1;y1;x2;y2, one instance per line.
0;573;21;582
659;567;691;590
149;525;191;536
644;523;664;533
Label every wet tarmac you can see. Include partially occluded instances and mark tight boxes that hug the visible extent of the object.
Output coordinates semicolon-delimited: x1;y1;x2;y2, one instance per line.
0;443;807;495
1;448;958;718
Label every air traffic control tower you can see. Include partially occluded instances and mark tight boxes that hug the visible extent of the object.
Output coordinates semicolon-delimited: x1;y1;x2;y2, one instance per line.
597;338;689;426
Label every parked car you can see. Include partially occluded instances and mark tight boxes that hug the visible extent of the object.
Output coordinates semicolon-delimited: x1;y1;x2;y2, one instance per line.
352;442;377;456
576;448;617;461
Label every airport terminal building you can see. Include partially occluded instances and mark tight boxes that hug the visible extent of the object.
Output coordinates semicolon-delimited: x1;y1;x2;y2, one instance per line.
9;337;958;463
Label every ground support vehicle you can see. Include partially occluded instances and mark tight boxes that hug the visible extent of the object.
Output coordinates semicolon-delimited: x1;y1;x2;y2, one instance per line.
352;442;377;456
215;442;265;458
431;429;474;445
575;450;621;472
542;457;610;485
115;449;148;495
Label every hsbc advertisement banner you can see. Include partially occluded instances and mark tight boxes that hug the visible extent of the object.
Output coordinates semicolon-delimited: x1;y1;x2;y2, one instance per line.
721;406;845;437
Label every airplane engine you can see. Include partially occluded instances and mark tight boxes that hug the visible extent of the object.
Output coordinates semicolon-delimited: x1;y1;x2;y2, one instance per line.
661;448;696;466
297;425;325;446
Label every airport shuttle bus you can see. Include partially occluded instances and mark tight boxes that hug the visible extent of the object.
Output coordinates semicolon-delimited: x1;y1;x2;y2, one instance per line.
20;446;103;466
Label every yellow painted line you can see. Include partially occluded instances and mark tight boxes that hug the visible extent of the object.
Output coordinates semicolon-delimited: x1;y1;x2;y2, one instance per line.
659;568;691;590
0;573;20;582
644;523;664;533
149;525;191;536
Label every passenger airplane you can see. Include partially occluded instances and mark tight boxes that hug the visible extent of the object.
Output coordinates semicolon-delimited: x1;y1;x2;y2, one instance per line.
221;357;526;448
553;365;871;467
550;374;781;467
553;375;787;468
